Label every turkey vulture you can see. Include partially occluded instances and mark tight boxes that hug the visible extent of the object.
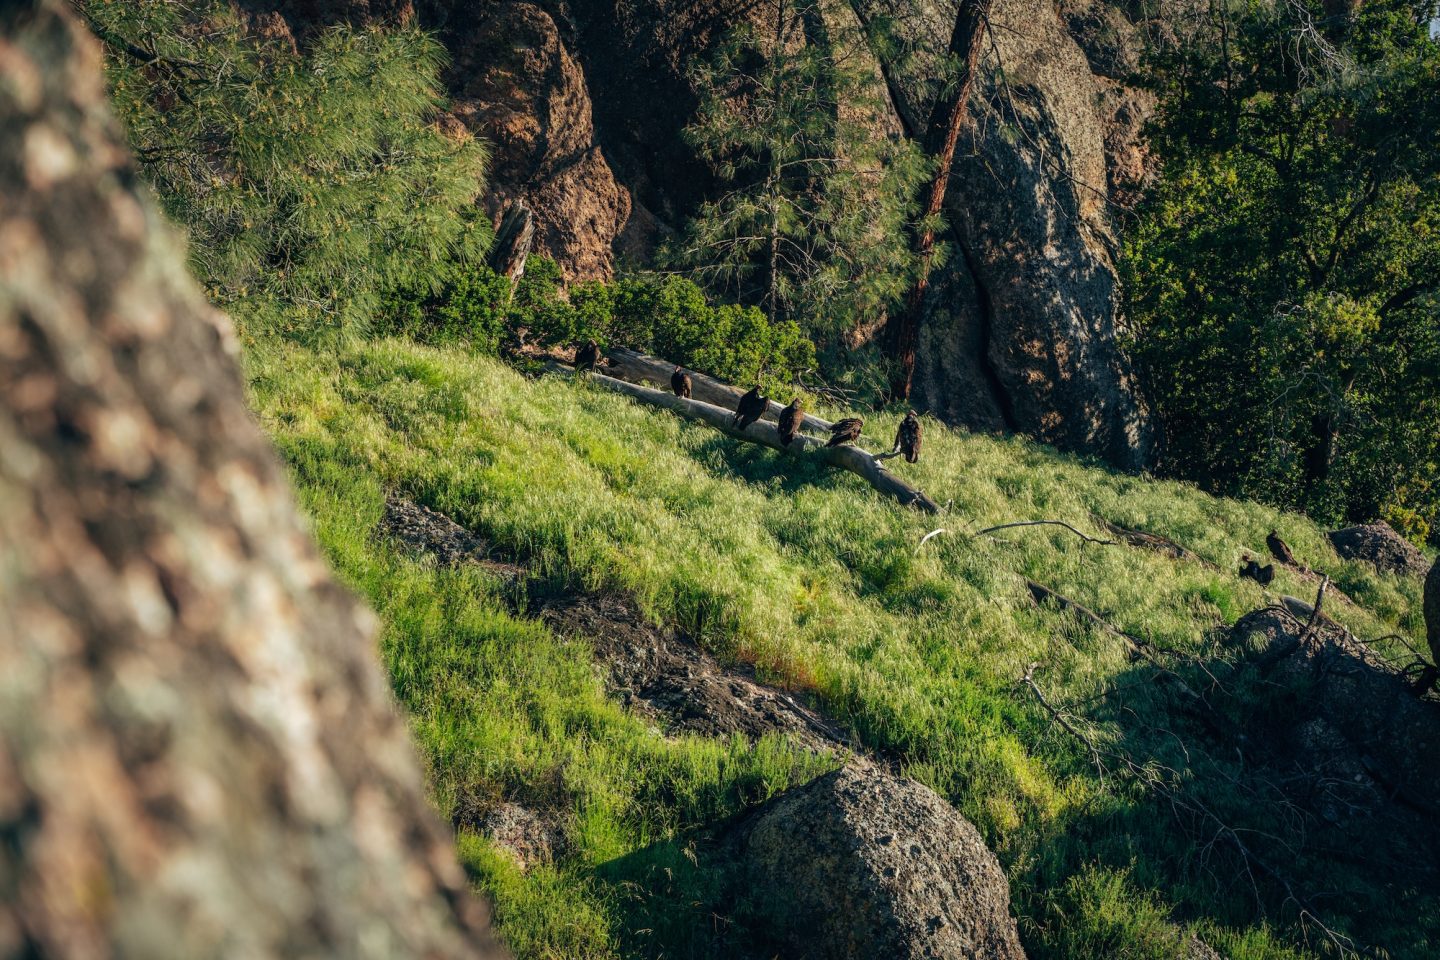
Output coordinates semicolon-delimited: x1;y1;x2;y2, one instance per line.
575;339;602;373
671;366;692;398
893;411;922;464
777;398;804;446
1266;530;1298;567
733;386;768;430
1239;556;1275;586
826;417;863;448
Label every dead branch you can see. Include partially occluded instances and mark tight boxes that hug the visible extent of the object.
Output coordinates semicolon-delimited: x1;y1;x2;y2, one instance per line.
977;519;1116;545
547;363;941;514
1098;519;1217;568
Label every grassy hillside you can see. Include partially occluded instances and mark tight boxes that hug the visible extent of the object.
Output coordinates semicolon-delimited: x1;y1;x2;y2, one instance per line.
246;335;1432;960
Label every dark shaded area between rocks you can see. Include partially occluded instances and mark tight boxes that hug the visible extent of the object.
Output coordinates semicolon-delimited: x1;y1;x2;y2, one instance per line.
1226;607;1440;887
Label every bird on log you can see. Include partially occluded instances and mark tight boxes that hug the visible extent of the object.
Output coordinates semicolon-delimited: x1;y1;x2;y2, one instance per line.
777;398;804;446
1266;530;1299;567
893;411;922;464
733;386;768;430
1239;556;1275;586
827;417;864;448
671;366;692;398
575;339;602;373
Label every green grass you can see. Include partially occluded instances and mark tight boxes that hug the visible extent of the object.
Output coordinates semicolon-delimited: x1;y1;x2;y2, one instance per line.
246;336;1432;960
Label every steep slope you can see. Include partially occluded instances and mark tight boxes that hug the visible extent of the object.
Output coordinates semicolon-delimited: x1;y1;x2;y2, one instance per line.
247;335;1436;960
231;0;1161;468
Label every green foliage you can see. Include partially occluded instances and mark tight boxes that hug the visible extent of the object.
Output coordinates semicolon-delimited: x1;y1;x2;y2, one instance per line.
380;265;512;351
85;0;489;341
664;0;929;339
249;336;1431;960
1125;0;1440;541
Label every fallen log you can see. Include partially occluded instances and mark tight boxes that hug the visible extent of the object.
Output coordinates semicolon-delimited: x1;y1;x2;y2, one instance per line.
605;346;835;435
1097;519;1215;568
550;363;941;514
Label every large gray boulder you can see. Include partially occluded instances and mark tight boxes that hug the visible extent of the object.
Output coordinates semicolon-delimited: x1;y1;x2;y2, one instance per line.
1326;522;1429;577
738;766;1027;960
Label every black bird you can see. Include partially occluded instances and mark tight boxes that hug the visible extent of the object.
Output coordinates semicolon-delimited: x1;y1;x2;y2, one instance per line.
826;417;863;448
574;339;601;373
733;386;768;431
893;411;922;464
1266;529;1298;567
777;398;804;446
1239;556;1275;586
671;366;692;399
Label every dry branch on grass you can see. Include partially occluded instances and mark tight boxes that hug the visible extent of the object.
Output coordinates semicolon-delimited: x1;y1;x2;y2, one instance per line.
548;362;941;514
1098;519;1216;567
977;519;1117;545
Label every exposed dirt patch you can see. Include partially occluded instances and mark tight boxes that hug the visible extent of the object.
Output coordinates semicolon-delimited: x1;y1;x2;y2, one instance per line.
378;494;851;754
538;592;852;753
378;493;527;581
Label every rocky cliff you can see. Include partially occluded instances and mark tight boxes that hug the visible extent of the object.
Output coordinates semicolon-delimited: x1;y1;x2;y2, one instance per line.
246;0;1162;466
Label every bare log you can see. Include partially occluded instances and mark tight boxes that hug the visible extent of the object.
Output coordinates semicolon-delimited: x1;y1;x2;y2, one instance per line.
488;201;535;285
551;364;941;513
605;346;835;434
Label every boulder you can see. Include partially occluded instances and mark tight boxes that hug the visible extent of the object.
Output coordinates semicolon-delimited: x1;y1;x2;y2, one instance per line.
1326;522;1428;576
737;766;1027;960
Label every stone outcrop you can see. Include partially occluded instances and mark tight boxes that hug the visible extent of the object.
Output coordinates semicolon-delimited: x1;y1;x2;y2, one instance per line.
736;766;1028;959
0;3;503;955
854;0;1153;468
1327;522;1430;577
444;2;631;280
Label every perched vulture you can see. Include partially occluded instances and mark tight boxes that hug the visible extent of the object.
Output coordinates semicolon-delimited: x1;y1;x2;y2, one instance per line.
575;339;602;373
1239;556;1275;586
733;386;768;430
893;411;922;464
671;366;693;398
1266;530;1299;567
777;398;804;446
1426;557;1440;679
827;417;863;448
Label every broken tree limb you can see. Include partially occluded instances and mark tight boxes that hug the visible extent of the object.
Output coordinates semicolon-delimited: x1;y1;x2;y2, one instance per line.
546;363;941;514
1098;519;1216;568
977;520;1117;546
605;347;835;434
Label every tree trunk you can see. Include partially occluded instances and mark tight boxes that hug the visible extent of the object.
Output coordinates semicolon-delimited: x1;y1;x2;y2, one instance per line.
887;0;992;402
488;200;535;286
0;4;505;957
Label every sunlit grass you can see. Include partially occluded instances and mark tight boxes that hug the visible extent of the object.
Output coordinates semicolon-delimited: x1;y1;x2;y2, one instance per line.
247;336;1431;960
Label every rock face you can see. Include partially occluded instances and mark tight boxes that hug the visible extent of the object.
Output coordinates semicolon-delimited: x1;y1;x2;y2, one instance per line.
1327;522;1429;576
0;4;502;956
737;766;1028;960
443;2;631;280
854;0;1154;468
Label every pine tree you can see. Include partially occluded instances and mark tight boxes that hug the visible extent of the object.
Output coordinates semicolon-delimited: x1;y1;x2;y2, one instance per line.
666;0;928;341
83;0;489;341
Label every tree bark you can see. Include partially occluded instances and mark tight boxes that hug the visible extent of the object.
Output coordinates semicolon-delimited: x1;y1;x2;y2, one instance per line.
0;3;504;957
887;0;992;402
488;200;535;286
